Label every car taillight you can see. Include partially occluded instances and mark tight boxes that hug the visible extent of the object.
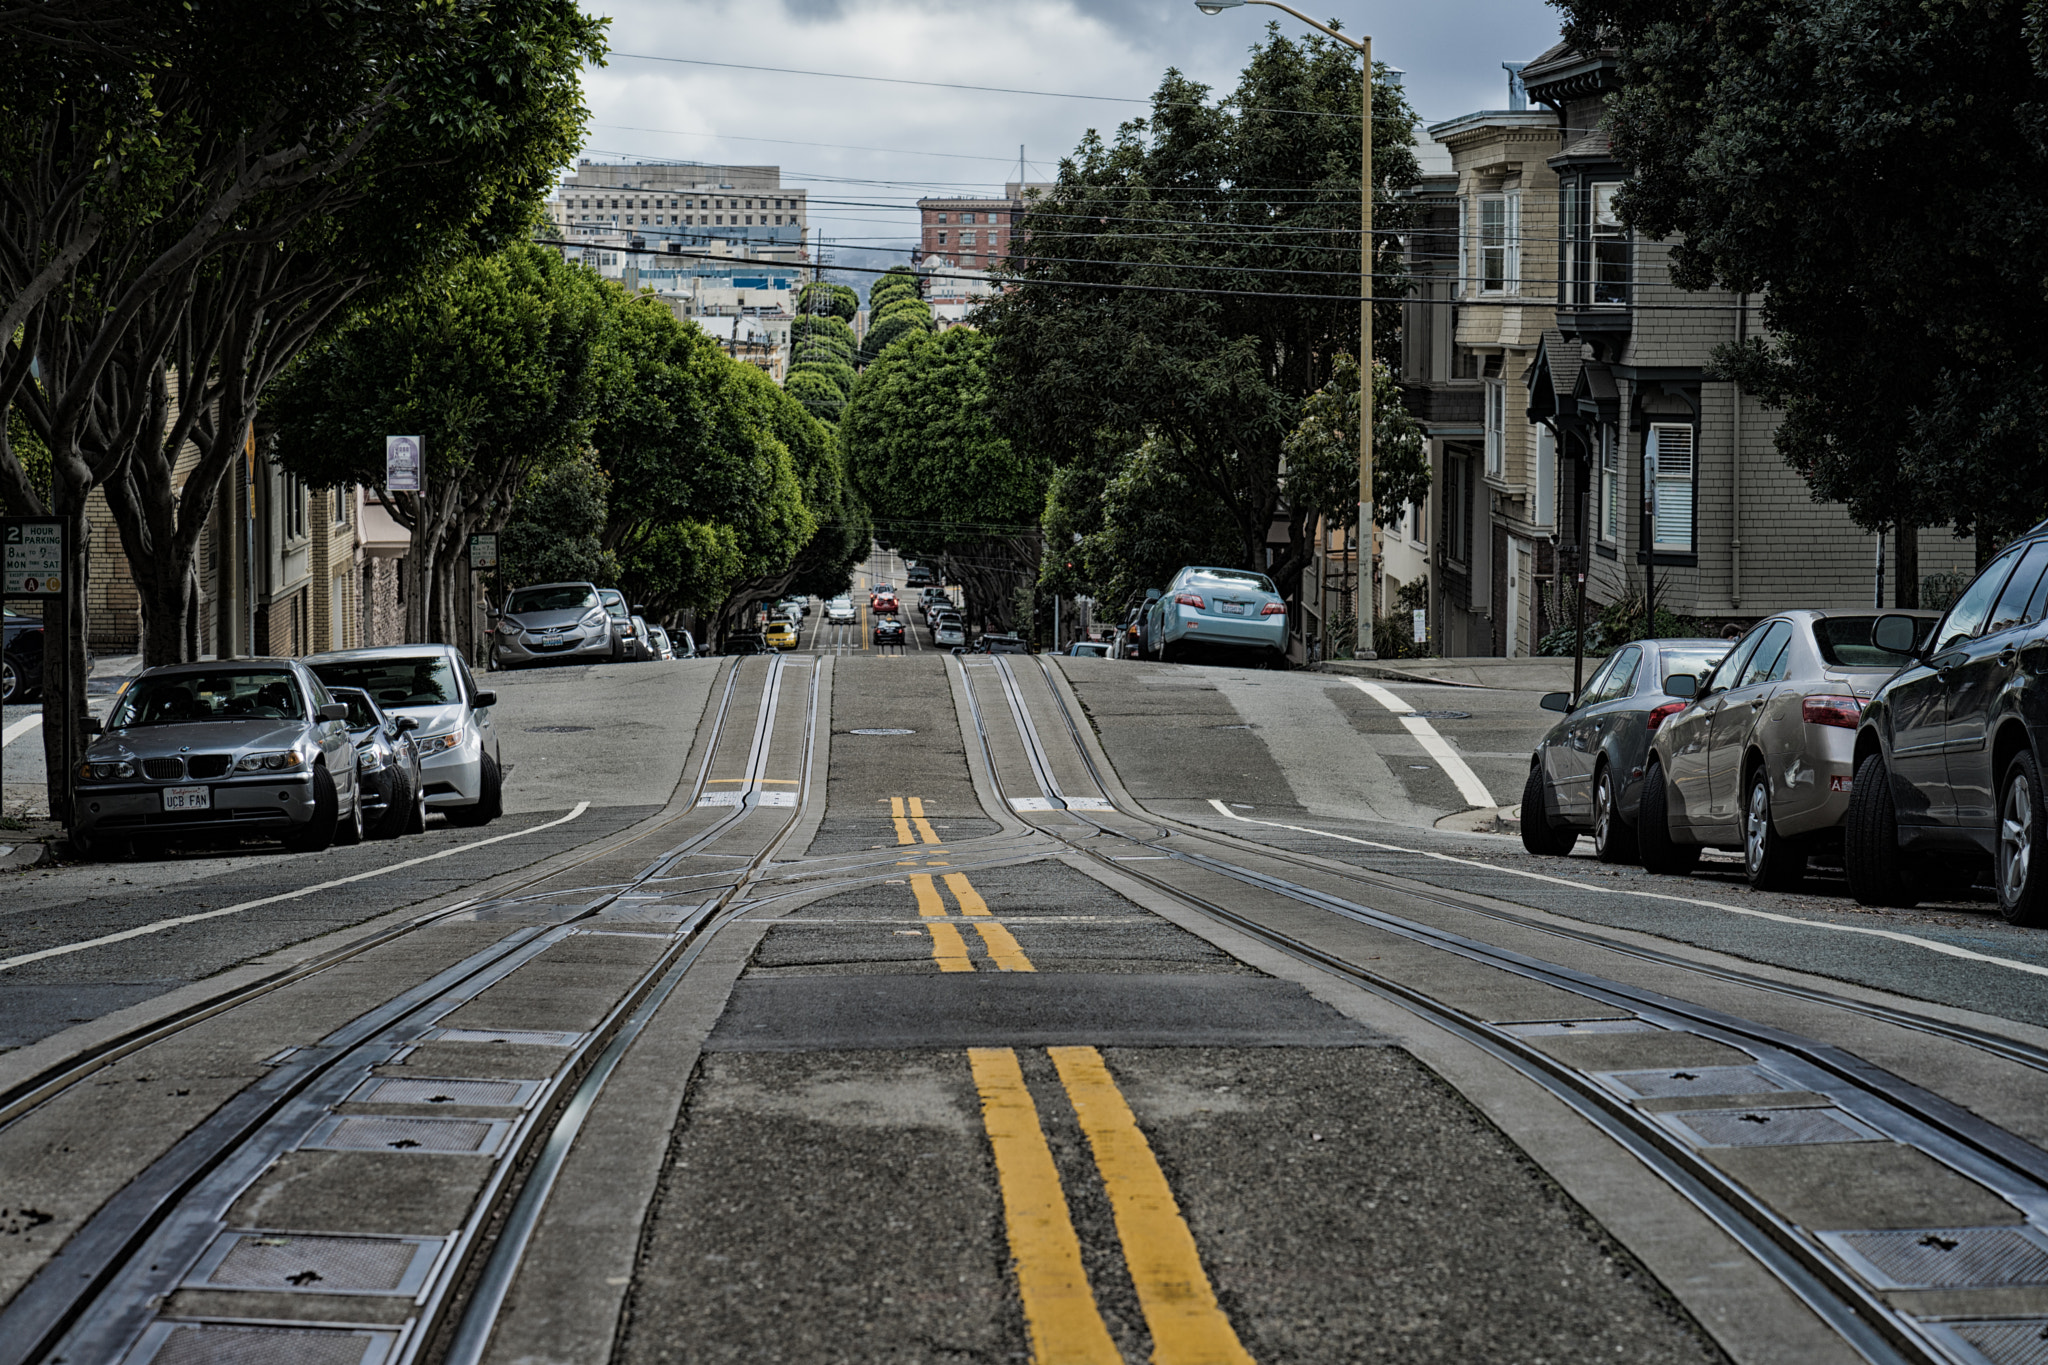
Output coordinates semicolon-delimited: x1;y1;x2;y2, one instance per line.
1647;701;1686;732
1175;592;1205;609
1261;602;1286;615
1803;695;1862;729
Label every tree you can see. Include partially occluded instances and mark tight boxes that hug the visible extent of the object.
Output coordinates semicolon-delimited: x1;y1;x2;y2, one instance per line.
269;242;616;643
979;28;1421;604
1282;354;1429;537
859;297;936;366
501;449;618;587
868;266;921;311
1554;0;2048;569
1041;437;1242;614
797;281;858;321
843;328;1047;631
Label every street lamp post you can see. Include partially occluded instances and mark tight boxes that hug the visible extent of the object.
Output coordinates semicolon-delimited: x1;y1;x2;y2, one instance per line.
1196;0;1375;658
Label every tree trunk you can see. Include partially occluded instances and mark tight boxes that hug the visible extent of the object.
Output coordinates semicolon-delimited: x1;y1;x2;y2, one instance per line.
40;493;91;825
1894;523;1920;609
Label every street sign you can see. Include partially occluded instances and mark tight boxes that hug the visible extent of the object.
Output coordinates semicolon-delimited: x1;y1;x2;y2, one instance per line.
386;435;423;493
1411;608;1427;645
470;532;498;569
3;518;64;596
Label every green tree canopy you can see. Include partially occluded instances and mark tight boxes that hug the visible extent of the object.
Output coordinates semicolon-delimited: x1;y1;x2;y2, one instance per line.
501;448;618;587
1554;0;2048;564
979;29;1420;601
843;328;1047;629
860;307;936;365
798;281;859;321
1283;355;1429;535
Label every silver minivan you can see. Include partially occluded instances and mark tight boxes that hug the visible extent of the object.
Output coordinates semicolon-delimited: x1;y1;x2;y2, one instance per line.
306;645;502;826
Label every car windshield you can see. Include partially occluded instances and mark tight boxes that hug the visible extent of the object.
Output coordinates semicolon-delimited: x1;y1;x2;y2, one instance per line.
310;656;459;709
1185;569;1277;594
1813;615;1922;669
110;669;305;726
1659;647;1727;683
506;586;595;614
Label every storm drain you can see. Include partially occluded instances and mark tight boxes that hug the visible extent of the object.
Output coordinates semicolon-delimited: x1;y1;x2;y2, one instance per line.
301;1115;511;1155
349;1077;538;1107
1499;1018;1655;1037
1925;1320;2048;1365
1819;1226;2048;1290
1659;1106;1884;1147
187;1232;443;1296
127;1322;397;1365
1603;1065;1797;1099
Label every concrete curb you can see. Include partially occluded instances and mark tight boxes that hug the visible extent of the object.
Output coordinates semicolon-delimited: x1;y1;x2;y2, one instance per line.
0;840;51;871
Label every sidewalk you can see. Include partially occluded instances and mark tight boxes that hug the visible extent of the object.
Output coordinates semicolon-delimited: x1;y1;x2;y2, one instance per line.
1323;654;1599;693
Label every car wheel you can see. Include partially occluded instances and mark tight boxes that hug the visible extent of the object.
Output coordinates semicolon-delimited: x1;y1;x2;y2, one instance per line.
1592;763;1639;864
334;776;365;846
1636;760;1700;876
1996;751;2048;926
283;765;339;853
1519;765;1578;856
1;659;16;704
444;752;502;828
372;768;410;840
1742;765;1805;890
1844;752;1920;907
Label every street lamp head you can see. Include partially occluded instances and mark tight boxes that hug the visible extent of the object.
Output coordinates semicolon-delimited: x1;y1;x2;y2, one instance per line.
1195;0;1245;12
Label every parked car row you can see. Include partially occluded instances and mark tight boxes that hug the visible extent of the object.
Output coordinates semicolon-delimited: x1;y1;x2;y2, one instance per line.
1524;528;2048;926
73;644;502;860
490;581;696;670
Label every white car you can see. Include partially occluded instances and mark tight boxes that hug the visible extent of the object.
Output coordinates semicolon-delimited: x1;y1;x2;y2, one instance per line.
307;645;502;826
826;597;855;624
934;620;966;648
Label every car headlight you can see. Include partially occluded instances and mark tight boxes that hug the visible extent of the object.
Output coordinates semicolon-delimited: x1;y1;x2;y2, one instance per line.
235;750;306;772
416;732;462;756
582;609;607;628
357;746;388;772
79;760;135;780
497;619;521;636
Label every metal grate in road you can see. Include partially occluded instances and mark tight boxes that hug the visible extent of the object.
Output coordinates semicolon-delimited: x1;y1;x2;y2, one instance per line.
192;1232;441;1295
1820;1226;2048;1290
1498;1018;1656;1037
1658;1106;1884;1147
420;1027;586;1047
1603;1065;1798;1099
131;1322;396;1365
350;1077;536;1107
301;1115;509;1155
1926;1319;2048;1365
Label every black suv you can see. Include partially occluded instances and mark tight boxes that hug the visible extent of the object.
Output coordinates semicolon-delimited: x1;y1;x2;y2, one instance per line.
1846;525;2048;922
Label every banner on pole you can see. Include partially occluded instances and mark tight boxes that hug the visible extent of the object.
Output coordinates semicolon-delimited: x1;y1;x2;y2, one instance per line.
385;435;423;493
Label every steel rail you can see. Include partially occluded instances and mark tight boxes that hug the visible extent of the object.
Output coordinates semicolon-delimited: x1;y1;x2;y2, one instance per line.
975;655;2048;1365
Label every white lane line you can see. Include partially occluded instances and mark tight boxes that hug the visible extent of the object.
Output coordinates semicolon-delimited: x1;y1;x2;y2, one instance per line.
3;713;42;747
1340;677;1494;809
1205;799;2048;982
0;801;593;973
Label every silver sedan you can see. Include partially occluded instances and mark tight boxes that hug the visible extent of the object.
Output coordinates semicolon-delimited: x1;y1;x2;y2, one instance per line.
73;660;365;857
1638;609;1939;887
306;645;502;826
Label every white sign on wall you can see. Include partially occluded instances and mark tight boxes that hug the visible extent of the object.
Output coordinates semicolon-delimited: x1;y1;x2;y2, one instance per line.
385;435;423;493
1412;608;1427;645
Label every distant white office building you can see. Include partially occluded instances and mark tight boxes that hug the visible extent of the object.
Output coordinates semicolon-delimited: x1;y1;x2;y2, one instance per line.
544;160;808;266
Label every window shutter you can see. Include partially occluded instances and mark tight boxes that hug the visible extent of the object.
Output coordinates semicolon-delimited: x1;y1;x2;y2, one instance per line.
1651;424;1695;551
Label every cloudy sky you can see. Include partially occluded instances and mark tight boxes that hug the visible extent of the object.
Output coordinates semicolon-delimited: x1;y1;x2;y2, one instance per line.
576;0;1563;275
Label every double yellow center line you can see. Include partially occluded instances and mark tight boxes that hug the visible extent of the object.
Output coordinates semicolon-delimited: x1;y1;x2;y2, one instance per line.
890;795;940;845
913;872;1032;972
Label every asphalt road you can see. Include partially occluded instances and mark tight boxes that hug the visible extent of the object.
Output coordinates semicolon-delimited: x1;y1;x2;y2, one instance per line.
3;633;2046;1365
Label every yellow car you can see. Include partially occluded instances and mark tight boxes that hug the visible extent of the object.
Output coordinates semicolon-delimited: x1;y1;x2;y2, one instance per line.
765;620;799;650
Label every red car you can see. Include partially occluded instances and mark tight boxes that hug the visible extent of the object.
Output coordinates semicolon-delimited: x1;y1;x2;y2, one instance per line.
873;592;899;614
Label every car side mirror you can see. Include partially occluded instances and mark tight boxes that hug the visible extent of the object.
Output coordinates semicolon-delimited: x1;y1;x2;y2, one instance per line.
1539;691;1571;713
1663;673;1697;699
395;716;420;732
1873;613;1924;657
318;702;349;721
470;689;497;709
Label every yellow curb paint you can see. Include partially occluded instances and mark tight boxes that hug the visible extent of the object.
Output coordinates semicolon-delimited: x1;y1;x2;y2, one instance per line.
968;1048;1122;1365
1049;1046;1255;1365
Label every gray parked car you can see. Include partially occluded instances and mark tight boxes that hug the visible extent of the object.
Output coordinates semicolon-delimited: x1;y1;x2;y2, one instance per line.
306;645;502;826
1637;609;1941;888
327;686;425;839
73;659;366;857
1522;638;1730;862
492;582;618;669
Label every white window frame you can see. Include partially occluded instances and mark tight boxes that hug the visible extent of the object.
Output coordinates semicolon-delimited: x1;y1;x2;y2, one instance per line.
1648;422;1696;553
1479;193;1506;294
1599;426;1620;543
1505;189;1522;293
1592;182;1629;306
1483;380;1506;480
1457;197;1470;298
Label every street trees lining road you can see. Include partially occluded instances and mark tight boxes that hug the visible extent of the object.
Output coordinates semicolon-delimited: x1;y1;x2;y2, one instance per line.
980;31;1421;610
1557;0;2048;573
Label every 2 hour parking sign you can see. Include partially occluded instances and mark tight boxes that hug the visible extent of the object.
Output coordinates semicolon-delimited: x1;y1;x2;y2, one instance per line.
3;518;64;596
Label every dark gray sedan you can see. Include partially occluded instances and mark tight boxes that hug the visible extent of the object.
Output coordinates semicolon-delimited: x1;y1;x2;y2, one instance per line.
74;660;363;857
328;686;424;839
1522;637;1730;861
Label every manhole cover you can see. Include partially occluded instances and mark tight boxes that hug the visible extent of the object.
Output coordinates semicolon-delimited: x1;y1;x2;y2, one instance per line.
526;725;593;733
848;728;915;735
1402;710;1471;720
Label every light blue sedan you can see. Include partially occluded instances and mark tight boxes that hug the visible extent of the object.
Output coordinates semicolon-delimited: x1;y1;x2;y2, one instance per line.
1142;566;1288;665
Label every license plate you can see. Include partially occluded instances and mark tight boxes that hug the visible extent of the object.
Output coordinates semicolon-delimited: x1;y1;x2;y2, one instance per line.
1219;602;1247;616
163;786;210;812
